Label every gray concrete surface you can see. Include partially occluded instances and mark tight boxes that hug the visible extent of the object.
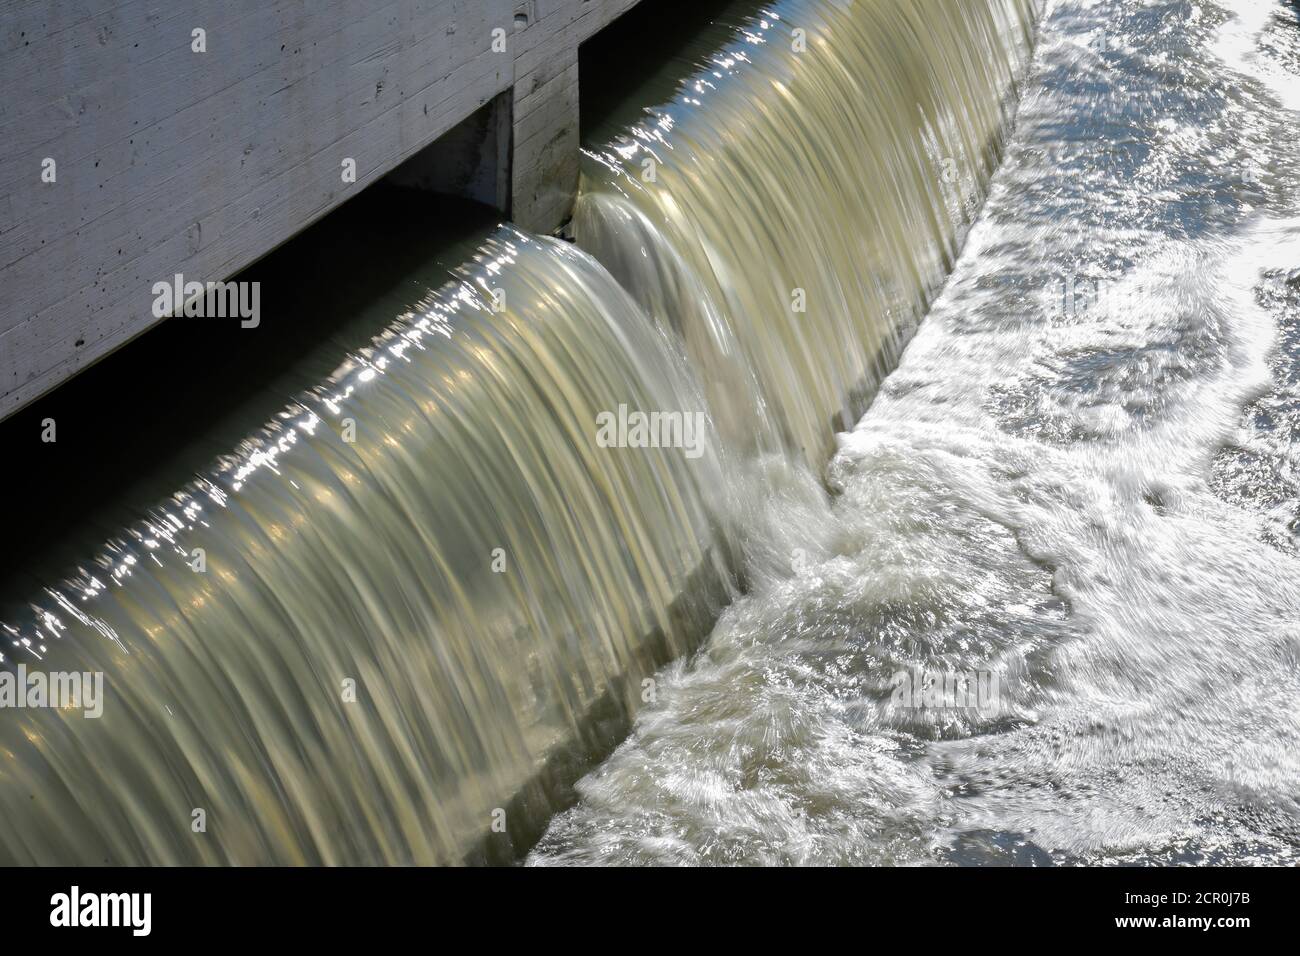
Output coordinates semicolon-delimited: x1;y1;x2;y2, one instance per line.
0;0;641;420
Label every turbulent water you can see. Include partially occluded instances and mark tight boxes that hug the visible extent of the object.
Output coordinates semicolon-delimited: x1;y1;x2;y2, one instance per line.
6;0;1295;869
530;0;1300;865
0;0;1035;864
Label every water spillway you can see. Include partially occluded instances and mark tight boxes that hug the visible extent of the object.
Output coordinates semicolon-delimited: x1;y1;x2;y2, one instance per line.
577;0;1036;463
1;233;733;865
533;0;1300;866
0;0;1038;864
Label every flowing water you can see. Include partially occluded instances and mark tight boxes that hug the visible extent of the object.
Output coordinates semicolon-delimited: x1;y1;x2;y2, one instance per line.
575;0;1034;463
0;0;1034;864
0;231;736;864
6;0;1295;868
531;0;1300;865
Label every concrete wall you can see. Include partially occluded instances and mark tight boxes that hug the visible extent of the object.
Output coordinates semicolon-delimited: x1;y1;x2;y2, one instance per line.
0;0;641;421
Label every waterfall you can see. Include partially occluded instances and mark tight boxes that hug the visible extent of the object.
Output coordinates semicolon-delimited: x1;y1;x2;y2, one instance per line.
576;0;1035;463
0;0;1038;864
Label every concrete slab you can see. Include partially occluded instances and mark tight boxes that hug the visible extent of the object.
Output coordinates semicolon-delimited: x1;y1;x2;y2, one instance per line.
0;0;642;420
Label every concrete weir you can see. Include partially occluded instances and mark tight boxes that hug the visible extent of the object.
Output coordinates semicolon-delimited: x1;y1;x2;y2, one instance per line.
0;0;642;420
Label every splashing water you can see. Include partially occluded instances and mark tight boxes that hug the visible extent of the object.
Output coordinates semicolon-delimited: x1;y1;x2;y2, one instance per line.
530;0;1300;866
0;0;1051;865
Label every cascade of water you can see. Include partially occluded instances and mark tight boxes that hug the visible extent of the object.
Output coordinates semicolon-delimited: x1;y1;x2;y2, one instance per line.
0;0;1039;863
575;0;1036;463
0;233;731;864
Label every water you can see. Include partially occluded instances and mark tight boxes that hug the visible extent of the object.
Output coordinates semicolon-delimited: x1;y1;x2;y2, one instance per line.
0;189;507;596
530;0;1300;865
575;0;1034;463
0;233;731;864
8;0;1293;869
0;0;1036;865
